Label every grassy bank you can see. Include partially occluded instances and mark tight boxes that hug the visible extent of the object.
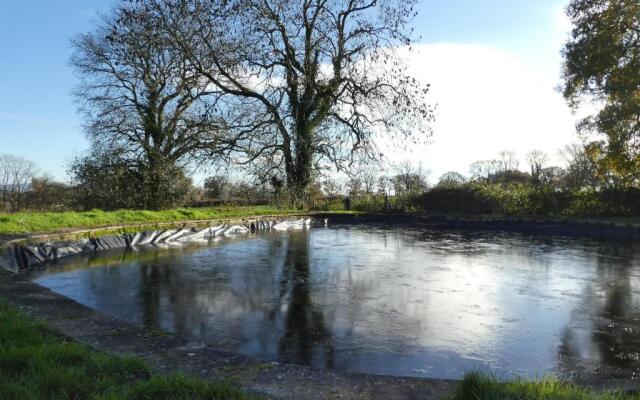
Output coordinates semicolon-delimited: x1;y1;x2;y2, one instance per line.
0;302;636;399
0;301;255;400
451;372;637;400
0;206;302;235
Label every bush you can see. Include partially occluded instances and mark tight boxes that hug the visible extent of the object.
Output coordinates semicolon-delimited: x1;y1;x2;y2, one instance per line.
69;152;194;211
413;185;503;215
415;184;640;217
311;197;347;211
451;372;631;400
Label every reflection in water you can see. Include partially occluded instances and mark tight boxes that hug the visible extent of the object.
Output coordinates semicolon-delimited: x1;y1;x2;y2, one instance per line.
277;231;333;367
32;227;640;380
558;241;640;379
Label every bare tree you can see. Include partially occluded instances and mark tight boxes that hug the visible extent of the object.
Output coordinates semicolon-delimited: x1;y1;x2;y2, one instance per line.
358;164;380;196
437;171;466;188
497;150;519;173
0;154;36;211
156;0;433;207
0;155;11;208
470;151;521;183
559;143;598;189
526;150;548;184
393;162;429;196
71;2;228;209
377;175;393;210
469;159;500;182
539;166;564;187
321;176;342;198
346;176;363;197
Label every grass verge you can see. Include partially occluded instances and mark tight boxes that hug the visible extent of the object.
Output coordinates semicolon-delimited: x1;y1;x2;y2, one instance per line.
0;301;255;400
0;206;304;235
451;372;638;400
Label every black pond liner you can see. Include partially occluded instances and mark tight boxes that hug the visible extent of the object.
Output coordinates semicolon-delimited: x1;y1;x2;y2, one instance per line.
0;218;317;273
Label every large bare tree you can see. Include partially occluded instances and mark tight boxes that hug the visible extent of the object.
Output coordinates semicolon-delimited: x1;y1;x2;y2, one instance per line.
155;0;433;207
71;2;228;209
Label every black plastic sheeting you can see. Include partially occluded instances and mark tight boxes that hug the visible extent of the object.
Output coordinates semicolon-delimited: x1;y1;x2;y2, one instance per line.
0;219;315;273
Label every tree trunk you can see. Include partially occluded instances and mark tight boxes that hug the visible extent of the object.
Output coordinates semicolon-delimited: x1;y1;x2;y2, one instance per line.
285;123;314;209
287;178;307;210
145;152;165;210
286;151;313;210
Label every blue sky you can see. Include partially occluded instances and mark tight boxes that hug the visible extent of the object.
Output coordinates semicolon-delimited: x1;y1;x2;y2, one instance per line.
0;0;573;181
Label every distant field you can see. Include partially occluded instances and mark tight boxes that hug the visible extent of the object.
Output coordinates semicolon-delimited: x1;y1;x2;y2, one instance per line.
0;206;303;235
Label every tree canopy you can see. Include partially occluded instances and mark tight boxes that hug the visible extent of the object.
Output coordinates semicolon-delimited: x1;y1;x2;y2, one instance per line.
562;0;640;185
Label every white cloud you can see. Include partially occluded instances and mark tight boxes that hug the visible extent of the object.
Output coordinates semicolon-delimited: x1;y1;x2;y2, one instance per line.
381;43;580;178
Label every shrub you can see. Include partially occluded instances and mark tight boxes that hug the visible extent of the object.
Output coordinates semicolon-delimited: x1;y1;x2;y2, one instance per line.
415;184;640;217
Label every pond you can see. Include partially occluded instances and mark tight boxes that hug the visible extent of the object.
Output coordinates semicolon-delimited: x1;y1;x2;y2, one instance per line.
32;226;640;380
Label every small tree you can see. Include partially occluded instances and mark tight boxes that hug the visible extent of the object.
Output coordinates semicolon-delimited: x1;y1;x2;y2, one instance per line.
359;166;380;197
0;154;36;211
346;177;363;198
393;162;429;197
470;160;500;182
437;171;467;188
69;151;142;210
69;149;194;210
27;176;72;211
559;143;599;189
497;150;519;173
203;175;230;202
526;150;548;184
321;176;342;198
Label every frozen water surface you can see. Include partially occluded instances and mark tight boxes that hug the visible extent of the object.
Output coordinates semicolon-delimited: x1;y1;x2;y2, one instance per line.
32;226;640;380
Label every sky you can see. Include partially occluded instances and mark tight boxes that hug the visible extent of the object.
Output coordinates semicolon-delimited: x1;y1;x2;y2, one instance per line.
0;0;578;183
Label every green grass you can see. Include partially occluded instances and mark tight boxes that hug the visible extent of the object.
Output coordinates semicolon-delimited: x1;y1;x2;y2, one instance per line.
0;301;255;400
451;372;638;400
0;206;303;235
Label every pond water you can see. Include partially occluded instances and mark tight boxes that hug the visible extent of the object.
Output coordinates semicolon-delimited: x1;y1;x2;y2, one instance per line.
32;226;640;380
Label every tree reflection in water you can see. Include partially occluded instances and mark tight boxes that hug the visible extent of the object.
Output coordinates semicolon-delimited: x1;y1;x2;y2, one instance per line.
558;241;640;378
276;231;334;367
130;230;335;368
